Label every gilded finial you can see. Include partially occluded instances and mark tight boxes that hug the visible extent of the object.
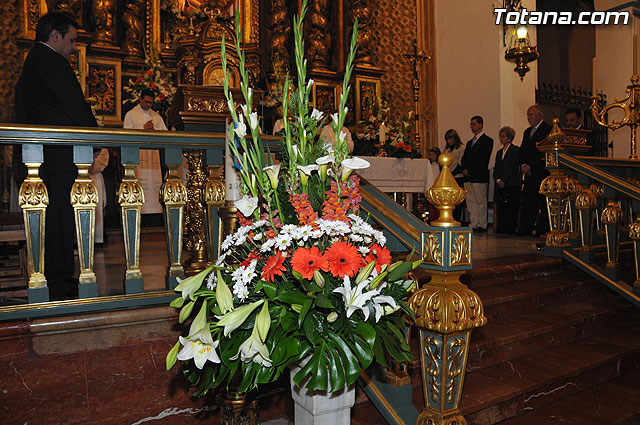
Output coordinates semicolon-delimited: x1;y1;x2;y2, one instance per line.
544;118;566;149
425;153;467;227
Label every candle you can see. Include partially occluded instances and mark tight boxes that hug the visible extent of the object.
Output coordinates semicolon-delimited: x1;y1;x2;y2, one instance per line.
225;119;241;201
379;122;387;143
592;57;597;95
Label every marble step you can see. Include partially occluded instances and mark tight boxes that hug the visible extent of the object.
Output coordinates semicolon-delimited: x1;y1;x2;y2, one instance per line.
495;370;640;424
462;254;567;289
460;323;640;425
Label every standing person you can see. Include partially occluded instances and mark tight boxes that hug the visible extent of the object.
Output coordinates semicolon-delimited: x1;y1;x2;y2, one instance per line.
518;105;552;237
443;129;465;222
493;126;520;235
124;88;168;214
14;12;98;299
460;116;493;233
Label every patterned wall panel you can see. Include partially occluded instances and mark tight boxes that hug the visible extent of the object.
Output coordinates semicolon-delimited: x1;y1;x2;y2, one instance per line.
0;0;22;123
370;0;416;121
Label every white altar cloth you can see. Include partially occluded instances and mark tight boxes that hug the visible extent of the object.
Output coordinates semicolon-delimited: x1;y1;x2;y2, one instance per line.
356;156;433;193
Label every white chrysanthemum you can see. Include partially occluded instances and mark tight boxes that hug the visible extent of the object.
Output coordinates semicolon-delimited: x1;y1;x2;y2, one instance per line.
221;234;235;251
252;219;268;229
293;225;313;242
253;232;263;241
260;238;276;252
282;224;298;233
358;246;370;255
216;253;227;266
275;233;292;251
206;272;217;291
363;236;372;244
233;281;250;301
373;230;387;246
311;229;324;239
349;233;364;243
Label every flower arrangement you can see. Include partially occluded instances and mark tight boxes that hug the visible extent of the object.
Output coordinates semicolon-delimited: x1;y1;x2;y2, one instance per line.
383;112;421;158
166;0;420;395
123;49;177;115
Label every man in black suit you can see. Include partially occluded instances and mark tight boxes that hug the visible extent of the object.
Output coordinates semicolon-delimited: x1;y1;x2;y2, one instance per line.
461;115;493;232
517;105;551;237
15;12;97;298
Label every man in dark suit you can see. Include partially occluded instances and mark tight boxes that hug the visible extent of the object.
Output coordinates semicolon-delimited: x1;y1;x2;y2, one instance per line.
517;105;551;237
461;115;493;232
14;12;97;298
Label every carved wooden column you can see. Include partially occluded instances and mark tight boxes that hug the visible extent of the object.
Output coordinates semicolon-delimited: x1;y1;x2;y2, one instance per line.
117;157;145;294
91;0;117;47
160;149;187;289
602;199;623;281
184;150;209;274
19;155;49;303
71;153;98;298
122;0;145;57
307;0;331;71
266;0;291;75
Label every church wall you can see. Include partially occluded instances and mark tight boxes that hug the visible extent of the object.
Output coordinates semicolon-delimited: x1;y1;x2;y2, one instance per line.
594;0;636;159
0;0;22;123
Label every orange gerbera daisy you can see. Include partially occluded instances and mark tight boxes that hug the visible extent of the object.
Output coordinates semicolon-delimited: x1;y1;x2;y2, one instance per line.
291;246;328;279
364;244;392;273
325;241;361;278
261;251;287;282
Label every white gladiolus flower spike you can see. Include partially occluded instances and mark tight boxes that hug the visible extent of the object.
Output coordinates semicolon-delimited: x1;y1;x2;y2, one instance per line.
235;195;258;217
311;108;324;121
248;112;259;130
234;118;247;138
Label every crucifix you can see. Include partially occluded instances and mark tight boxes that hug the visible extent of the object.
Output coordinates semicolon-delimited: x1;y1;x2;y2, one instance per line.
401;39;431;153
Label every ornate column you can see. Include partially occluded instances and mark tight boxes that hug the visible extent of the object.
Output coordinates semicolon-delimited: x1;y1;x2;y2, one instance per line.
91;0;117;47
70;162;98;298
408;153;486;425
629;217;640;295
351;0;373;66
266;0;291;75
117;164;145;293
575;185;597;263
19;162;49;303
203;166;225;263
307;0;331;71
160;163;187;289
591;183;605;236
539;152;579;257
601;199;623;281
122;0;145;57
184;150;209;274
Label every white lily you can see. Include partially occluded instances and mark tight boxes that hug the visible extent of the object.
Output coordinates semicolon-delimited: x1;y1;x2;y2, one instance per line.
216;299;264;336
316;155;334;182
311;108;324;121
263;164;281;190
235;195;258;217
341;157;370;181
297;164;318;187
240;104;249;116
233;116;247;138
248;112;259;131
216;270;234;314
230;324;272;367
174;265;214;300
333;275;395;322
177;327;221;369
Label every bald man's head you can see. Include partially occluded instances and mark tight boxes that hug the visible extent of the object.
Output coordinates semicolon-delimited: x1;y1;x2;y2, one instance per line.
527;105;543;127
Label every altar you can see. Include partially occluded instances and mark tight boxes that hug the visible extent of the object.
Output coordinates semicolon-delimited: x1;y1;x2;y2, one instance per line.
356;156;435;214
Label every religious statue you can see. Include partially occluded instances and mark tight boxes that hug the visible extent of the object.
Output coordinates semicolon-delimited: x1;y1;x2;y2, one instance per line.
352;0;373;64
267;0;291;73
122;0;145;56
307;0;331;69
92;0;116;46
47;0;82;21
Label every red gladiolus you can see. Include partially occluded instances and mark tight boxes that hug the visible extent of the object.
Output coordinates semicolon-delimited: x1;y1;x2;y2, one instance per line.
261;251;287;282
404;144;412;151
291;246;328;279
136;77;142;83
364;244;392;273
147;70;154;76
397;141;405;148
325;241;361;278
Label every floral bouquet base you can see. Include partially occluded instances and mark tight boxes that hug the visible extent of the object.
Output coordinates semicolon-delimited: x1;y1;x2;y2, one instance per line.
290;357;355;425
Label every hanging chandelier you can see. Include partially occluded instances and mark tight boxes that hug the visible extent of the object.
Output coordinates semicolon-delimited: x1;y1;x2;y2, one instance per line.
505;24;539;80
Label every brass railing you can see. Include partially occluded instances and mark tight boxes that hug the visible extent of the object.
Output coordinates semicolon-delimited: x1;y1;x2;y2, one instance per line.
539;120;640;305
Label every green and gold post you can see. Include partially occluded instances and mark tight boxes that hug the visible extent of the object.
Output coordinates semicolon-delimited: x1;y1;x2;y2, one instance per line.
602;199;623;281
575;185;597;262
19;162;49;303
71;163;98;297
117;164;145;294
408;153;486;425
203;165;225;263
160;163;187;289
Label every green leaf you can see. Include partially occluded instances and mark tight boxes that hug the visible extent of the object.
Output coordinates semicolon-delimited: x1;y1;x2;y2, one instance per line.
327;344;346;391
262;280;277;299
302;313;322;345
165;341;180;370
170;297;185;308
307;344;328;391
355;322;376;347
387;261;413;281
293;352;318;388
179;300;195;324
352;336;374;369
328;332;360;386
314;293;334;309
297;298;313;328
276;290;309;305
189;300;208;336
